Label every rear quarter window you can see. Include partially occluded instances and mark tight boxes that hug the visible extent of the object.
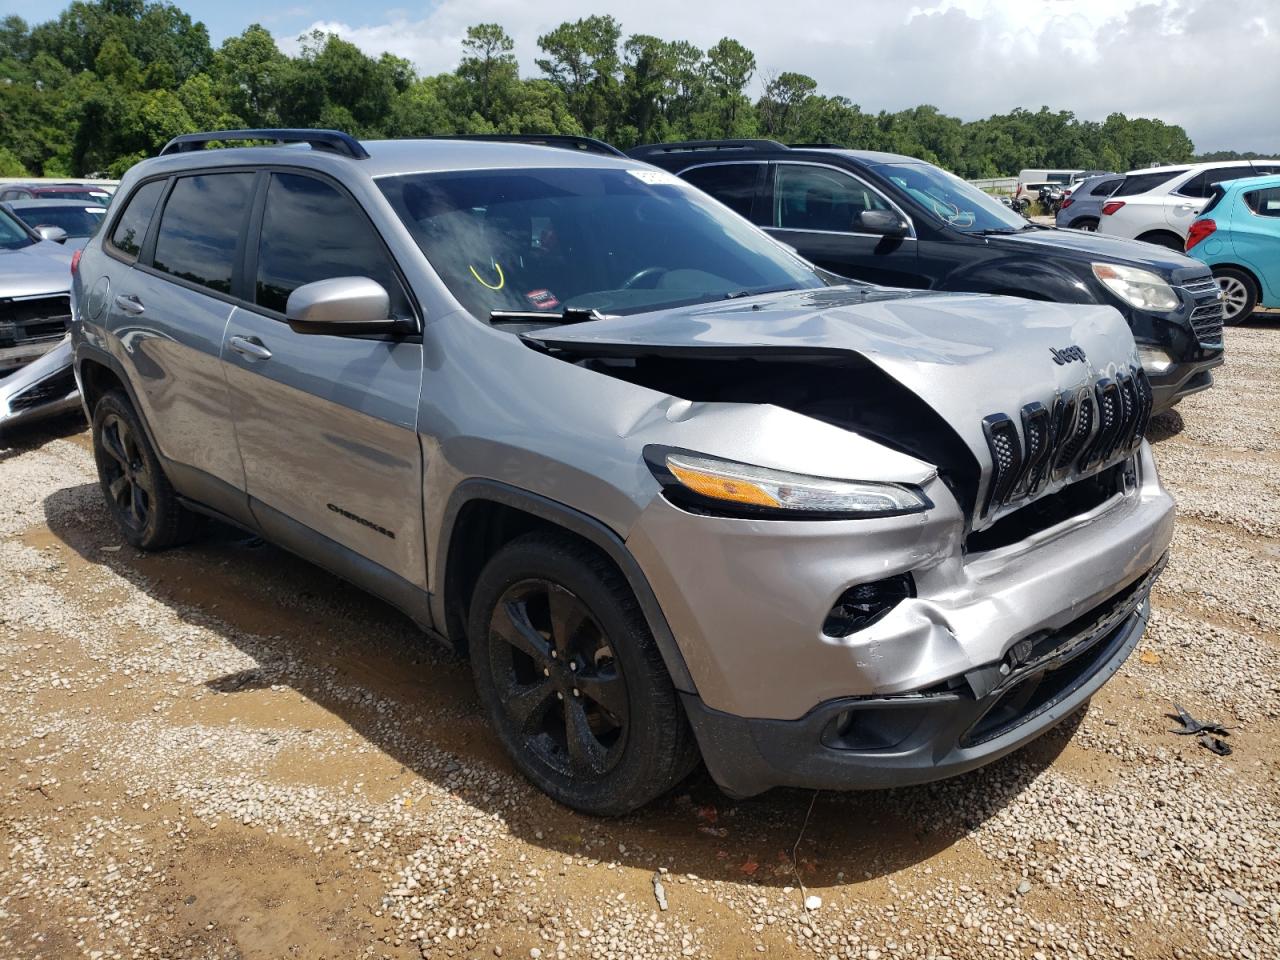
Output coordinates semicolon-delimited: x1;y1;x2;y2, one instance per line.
1113;170;1187;197
1244;186;1280;217
108;180;166;260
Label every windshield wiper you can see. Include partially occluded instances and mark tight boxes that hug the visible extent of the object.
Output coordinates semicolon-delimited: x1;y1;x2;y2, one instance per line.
722;284;801;300
489;307;606;325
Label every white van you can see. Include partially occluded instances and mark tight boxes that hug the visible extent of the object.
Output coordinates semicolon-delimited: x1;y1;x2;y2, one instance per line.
1016;169;1084;199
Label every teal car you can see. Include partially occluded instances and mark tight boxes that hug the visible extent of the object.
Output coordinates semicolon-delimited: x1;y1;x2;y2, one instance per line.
1186;173;1280;323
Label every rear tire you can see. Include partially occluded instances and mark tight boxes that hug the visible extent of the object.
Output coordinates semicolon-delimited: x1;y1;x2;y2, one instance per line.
1213;267;1258;325
91;391;202;550
468;531;698;815
1069;217;1099;232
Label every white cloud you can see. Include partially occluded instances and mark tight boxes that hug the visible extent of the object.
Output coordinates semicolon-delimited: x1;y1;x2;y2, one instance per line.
274;0;1280;152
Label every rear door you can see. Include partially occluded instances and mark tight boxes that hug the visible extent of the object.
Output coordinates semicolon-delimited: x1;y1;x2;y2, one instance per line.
100;172;253;513
221;170;426;588
764;162;922;287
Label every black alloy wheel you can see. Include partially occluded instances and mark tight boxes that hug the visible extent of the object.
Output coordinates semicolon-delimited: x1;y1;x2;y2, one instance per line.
91;391;202;550
487;578;628;779
97;411;152;534
467;532;698;815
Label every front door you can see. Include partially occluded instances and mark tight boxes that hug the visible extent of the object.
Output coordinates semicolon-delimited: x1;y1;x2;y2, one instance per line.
220;171;426;589
764;162;923;287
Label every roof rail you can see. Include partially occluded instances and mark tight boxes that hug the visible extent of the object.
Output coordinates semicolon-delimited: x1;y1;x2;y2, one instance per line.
627;139;788;158
787;143;846;149
426;134;626;158
159;128;369;160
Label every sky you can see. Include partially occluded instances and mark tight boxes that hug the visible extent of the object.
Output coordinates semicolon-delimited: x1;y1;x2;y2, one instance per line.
21;0;1280;152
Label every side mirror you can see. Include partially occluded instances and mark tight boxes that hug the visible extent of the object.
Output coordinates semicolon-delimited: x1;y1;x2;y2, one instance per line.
859;209;909;237
35;225;69;243
284;277;404;336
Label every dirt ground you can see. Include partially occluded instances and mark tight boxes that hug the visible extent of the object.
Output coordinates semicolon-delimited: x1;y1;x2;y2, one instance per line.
2;322;1278;960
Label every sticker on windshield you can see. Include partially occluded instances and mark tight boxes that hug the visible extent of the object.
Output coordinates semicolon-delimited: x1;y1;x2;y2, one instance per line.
526;289;561;310
627;169;683;187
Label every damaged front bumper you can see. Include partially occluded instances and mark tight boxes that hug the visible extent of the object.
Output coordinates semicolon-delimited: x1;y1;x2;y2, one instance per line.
682;563;1158;797
0;336;79;430
626;440;1174;795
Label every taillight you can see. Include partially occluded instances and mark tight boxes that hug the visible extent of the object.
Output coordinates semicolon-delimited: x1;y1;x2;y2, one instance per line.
1101;200;1125;216
71;248;82;275
1186;219;1216;251
1061;198;1074;209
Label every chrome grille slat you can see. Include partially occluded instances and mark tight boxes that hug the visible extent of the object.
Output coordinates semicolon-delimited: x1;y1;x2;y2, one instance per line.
1182;277;1225;344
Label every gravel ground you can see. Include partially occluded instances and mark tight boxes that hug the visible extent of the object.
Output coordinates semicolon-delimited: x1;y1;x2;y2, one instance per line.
2;322;1278;960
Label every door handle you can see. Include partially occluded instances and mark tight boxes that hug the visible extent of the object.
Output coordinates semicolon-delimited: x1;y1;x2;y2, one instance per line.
228;335;272;361
113;294;145;316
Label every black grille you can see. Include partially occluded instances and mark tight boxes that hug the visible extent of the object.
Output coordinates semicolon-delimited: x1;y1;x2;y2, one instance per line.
981;365;1152;518
0;295;72;346
1189;302;1224;343
9;368;76;411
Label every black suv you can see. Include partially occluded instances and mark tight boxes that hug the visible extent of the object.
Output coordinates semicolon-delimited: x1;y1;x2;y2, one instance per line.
630;140;1225;412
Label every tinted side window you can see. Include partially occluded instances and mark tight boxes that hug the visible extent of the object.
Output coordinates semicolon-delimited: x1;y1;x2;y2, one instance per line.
1092;178;1123;196
1178;166;1256;198
680;164;760;220
774;165;890;233
1245;187;1280;217
256;173;408;316
109;179;166;260
1113;170;1187;197
152;174;256;294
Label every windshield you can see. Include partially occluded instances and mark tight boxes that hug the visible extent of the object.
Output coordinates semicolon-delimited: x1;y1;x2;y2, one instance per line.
0;208;35;250
873;161;1030;234
378;166;826;319
15;205;106;238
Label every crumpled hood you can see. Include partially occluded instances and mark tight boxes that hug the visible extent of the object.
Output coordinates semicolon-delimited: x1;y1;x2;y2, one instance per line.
0;243;73;297
525;286;1141;472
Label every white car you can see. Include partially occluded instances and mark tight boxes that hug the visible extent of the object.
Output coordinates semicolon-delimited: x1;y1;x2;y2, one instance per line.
1098;160;1280;250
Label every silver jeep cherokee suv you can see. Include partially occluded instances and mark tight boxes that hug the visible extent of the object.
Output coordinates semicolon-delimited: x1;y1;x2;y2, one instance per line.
70;129;1174;814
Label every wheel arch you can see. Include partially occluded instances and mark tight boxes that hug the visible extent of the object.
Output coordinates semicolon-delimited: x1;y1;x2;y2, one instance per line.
1208;261;1263;293
434;479;696;694
1134;229;1186;251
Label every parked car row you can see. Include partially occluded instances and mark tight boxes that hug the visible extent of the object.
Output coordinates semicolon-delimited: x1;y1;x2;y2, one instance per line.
57;127;1178;814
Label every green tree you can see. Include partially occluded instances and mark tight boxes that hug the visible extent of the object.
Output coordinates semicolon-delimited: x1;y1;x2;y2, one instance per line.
536;15;621;137
457;23;517;120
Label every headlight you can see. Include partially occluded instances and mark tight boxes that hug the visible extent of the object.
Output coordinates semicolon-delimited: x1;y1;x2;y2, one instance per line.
1136;344;1175;374
648;449;931;518
1091;263;1179;312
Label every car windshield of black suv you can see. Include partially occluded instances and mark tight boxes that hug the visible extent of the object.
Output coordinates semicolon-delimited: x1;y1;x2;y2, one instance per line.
0;209;36;250
874;161;1031;234
379;167;826;320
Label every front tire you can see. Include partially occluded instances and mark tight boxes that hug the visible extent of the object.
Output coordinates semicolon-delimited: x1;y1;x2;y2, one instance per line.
91;391;202;550
468;532;698;815
1213;267;1258;325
